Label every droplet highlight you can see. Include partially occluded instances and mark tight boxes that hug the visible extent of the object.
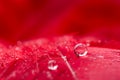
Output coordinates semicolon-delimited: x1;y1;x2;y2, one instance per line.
74;43;88;57
48;60;58;70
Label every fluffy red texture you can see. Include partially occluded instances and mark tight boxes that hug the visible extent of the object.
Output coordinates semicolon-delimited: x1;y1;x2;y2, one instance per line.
0;35;120;80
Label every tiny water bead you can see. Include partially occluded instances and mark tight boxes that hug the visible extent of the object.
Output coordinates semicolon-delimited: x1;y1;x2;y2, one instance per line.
48;60;58;70
74;43;88;57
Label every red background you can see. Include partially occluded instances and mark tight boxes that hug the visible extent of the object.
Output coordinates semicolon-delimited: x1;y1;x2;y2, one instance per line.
0;0;120;43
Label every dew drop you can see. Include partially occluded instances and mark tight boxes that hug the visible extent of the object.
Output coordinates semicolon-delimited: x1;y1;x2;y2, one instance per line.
74;43;88;57
48;60;58;70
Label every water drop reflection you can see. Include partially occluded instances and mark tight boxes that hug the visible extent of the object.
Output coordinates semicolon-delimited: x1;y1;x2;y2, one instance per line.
74;43;88;57
48;60;58;70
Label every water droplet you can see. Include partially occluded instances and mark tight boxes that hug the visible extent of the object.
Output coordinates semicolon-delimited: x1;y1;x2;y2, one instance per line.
74;43;88;57
48;60;58;70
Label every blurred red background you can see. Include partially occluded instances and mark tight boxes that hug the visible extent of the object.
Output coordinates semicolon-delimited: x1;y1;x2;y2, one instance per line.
0;0;120;44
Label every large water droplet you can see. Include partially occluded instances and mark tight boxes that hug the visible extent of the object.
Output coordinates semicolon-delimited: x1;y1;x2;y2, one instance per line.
74;43;88;57
48;60;58;70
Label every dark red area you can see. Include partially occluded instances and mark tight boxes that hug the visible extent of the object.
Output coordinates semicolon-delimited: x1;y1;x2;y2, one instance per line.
0;0;120;43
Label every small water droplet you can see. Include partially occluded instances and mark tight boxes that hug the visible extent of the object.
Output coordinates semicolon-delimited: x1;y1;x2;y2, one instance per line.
74;43;88;57
48;60;58;70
